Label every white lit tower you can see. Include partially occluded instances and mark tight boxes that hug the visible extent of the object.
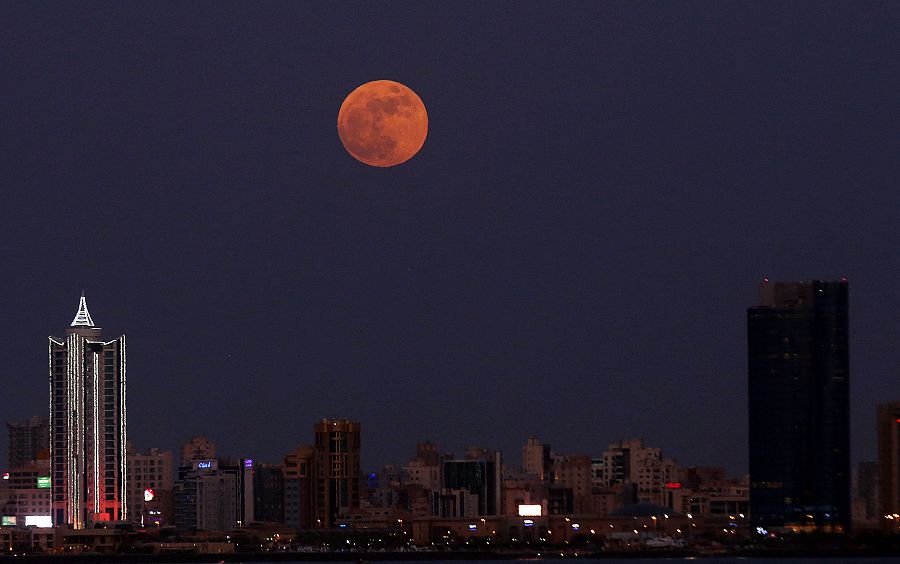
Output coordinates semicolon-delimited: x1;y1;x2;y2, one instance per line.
49;295;127;528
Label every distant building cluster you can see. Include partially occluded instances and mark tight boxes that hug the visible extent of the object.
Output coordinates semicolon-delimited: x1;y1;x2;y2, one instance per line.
2;283;899;554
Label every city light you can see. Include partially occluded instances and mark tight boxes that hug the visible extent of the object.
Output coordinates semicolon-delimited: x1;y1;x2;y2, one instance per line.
518;504;542;517
25;515;52;528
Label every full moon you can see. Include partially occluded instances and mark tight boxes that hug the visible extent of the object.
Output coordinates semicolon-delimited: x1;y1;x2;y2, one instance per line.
337;80;428;167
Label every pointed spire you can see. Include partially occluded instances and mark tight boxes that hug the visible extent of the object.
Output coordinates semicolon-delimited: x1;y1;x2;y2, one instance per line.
70;294;95;327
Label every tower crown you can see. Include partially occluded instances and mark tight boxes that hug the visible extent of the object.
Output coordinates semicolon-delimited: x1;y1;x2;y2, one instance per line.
70;295;95;327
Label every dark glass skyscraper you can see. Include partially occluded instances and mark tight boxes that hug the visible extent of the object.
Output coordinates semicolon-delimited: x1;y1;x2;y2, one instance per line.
747;280;849;532
49;296;127;528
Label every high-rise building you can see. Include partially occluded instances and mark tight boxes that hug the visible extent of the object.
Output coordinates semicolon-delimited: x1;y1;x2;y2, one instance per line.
313;419;361;527
7;416;49;468
440;451;502;517
173;457;254;532
551;453;592;513
522;437;551;480
180;437;215;465
283;445;314;529
748;280;850;532
252;463;284;524
593;438;681;506
126;445;173;526
49;296;127;528
877;401;900;527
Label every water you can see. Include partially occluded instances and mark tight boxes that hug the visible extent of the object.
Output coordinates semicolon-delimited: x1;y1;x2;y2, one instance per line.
193;559;900;564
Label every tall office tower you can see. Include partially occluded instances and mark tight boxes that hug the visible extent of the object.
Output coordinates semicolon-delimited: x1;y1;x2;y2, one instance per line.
877;401;900;527
7;416;49;468
522;437;551;480
313;419;361;527
283;445;314;529
49;296;127;528
748;280;850;532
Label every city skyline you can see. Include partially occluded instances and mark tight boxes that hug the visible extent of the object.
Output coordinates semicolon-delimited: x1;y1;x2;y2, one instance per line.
1;3;899;478
0;281;896;477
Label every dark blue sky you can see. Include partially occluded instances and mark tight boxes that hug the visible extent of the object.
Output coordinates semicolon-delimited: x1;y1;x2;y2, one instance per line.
1;2;898;476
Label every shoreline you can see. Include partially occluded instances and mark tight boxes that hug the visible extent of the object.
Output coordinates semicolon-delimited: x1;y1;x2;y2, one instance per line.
3;548;900;562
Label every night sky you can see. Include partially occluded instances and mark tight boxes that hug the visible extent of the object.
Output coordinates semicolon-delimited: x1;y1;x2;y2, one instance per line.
1;3;898;476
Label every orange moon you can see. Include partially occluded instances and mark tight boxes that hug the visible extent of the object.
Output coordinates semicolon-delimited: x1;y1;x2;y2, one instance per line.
337;80;428;167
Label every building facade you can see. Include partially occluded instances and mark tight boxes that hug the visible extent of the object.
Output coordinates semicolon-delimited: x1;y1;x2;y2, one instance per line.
313;419;361;527
748;280;850;532
180;437;216;465
0;459;52;526
441;452;502;517
49;296;127;528
877;401;900;529
283;445;314;529
522;437;551;481
7;417;49;468
126;446;173;526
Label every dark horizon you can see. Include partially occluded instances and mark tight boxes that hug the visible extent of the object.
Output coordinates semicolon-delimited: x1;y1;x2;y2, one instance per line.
2;3;899;477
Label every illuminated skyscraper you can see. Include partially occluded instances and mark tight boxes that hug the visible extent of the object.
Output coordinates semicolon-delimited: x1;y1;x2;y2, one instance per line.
748;280;849;532
49;296;127;528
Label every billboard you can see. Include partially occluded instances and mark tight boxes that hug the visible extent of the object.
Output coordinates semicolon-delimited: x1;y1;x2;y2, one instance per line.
37;476;51;488
1;516;16;526
144;488;155;502
518;504;542;517
25;515;52;528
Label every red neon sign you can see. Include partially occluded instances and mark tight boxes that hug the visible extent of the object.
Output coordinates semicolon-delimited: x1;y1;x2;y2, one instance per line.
665;482;682;489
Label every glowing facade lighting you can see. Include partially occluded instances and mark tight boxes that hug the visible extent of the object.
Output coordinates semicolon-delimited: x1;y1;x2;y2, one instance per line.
518;504;542;517
49;296;127;529
70;295;95;327
25;515;53;528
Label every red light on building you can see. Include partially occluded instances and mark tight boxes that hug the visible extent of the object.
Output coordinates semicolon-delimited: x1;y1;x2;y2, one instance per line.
895;418;900;423
144;488;155;502
665;482;682;489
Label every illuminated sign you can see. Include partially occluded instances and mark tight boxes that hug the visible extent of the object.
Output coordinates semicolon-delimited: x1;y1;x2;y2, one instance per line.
665;482;682;489
468;524;477;531
2;473;8;480
144;488;155;502
571;523;580;530
523;519;534;527
25;515;52;528
37;476;51;489
244;459;254;468
1;516;15;526
197;461;213;469
518;504;542;517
